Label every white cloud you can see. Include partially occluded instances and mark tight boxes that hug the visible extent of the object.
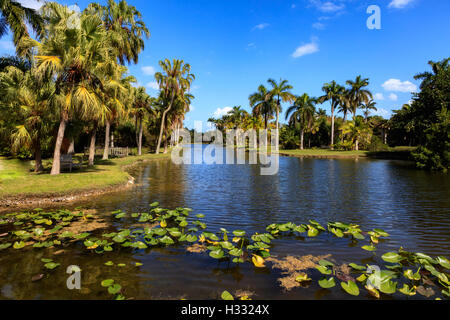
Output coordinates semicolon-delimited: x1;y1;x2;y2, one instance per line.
309;0;345;13
141;66;156;76
389;93;398;101
312;22;325;30
292;39;319;58
252;23;270;31
374;93;385;101
213;107;233;118
382;79;417;92
388;0;414;9
373;108;392;118
17;0;45;10
146;81;159;90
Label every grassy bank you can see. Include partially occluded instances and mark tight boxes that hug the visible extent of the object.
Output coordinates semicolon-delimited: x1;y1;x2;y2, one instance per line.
279;147;416;159
0;153;170;199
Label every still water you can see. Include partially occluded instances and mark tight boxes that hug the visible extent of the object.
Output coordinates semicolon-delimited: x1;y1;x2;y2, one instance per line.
1;148;449;300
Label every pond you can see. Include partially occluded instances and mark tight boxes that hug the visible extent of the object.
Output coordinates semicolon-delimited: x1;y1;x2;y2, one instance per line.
1;147;449;300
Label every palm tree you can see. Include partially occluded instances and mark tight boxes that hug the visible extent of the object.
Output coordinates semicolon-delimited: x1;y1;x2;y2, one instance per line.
249;85;275;130
0;0;43;49
285;94;316;150
337;89;352;122
362;99;377;122
154;59;195;154
35;3;111;174
130;86;152;156
87;0;150;64
341;117;369;151
346;76;373;118
414;58;450;89
0;64;55;172
318;81;345;149
267;78;295;149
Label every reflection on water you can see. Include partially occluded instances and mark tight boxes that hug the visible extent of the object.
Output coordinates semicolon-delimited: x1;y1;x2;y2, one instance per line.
1;147;449;300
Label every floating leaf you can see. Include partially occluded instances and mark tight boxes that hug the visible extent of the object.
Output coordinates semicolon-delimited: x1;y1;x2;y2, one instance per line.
436;256;450;269
105;261;114;266
365;284;380;299
349;263;366;271
221;291;234;300
232;230;246;237
307;226;319;237
150;202;159;207
382;252;404;263
252;255;265;268
341;280;360;296
209;248;225;259
44;262;60;270
295;273;312;283
108;284;122;295
318;277;336;289
316;265;332;275
404;269;421;281
399;284;416;296
13;241;26;249
361;245;376;252
101;279;115;287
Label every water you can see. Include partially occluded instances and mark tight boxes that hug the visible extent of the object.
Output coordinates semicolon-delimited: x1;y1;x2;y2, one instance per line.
1;148;449;300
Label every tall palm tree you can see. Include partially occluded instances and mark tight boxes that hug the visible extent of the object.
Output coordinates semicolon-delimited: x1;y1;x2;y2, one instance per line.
285;93;316;150
267;78;295;142
337;89;352;122
362;99;377;122
0;0;43;49
35;3;111;174
130;86;152;155
249;85;275;130
346;75;373;119
318;80;345;149
154;59;195;154
87;0;150;65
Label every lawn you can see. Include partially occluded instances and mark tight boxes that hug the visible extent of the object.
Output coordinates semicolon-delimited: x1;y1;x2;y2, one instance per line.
279;149;369;157
0;153;170;198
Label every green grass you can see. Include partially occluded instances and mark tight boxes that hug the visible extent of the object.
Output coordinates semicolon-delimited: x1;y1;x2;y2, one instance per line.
0;153;170;198
279;149;369;157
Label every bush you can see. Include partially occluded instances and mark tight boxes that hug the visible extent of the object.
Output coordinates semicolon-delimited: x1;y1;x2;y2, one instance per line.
368;136;390;152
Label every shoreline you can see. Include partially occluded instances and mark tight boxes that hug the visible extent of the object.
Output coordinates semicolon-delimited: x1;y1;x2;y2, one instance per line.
0;154;169;213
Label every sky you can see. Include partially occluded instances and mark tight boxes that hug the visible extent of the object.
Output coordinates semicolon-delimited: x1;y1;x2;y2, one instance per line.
2;0;450;130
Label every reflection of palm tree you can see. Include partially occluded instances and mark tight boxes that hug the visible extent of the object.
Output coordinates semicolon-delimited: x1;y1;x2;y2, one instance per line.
286;94;316;150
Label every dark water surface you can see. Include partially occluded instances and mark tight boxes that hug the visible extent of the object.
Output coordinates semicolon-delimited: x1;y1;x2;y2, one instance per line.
1;149;449;300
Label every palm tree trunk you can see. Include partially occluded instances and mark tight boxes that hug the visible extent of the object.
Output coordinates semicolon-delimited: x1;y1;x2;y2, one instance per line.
138;117;143;156
88;123;97;166
331;105;335;150
355;139;359;151
276;101;280;151
111;132;114;148
50;114;68;175
68;139;75;154
163;135;168;154
103;120;111;160
33;137;44;173
156;92;175;154
300;129;304;150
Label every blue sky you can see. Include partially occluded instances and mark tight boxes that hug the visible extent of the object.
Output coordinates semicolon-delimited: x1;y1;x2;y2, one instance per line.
2;0;450;130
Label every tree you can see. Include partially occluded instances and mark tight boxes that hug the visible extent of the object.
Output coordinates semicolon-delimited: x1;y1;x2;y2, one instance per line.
267;78;295;150
130;86;152;156
285;94;316;150
0;64;55;171
35;3;111;174
362;99;377;122
346;76;373;119
87;0;150;65
154;59;195;154
0;0;43;49
319;81;345;149
341;117;371;151
249;85;275;130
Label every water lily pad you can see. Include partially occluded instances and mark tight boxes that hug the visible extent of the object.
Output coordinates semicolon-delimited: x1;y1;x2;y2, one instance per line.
295;273;312;283
382;252;404;263
349;263;366;271
44;262;60;270
316;265;332;275
232;230;246;237
221;290;234;300
105;261;114;266
108;284;122;295
101;279;114;287
318;277;336;289
361;245;376;252
341;280;360;296
209;248;225;259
